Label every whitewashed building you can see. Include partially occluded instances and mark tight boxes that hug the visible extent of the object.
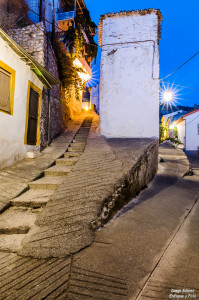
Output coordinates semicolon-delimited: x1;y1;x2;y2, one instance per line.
0;28;59;169
161;110;183;127
91;83;99;114
98;9;162;138
170;109;199;151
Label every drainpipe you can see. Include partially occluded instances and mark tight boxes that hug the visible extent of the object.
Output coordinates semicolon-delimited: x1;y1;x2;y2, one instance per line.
74;0;76;28
39;0;43;22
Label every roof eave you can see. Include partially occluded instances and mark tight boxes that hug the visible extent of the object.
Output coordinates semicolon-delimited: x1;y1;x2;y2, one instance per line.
0;28;60;89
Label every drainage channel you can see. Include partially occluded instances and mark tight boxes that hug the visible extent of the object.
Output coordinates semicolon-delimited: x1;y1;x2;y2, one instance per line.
0;117;93;253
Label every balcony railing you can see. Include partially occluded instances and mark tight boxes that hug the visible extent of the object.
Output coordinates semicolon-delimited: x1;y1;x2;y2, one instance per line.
57;10;75;21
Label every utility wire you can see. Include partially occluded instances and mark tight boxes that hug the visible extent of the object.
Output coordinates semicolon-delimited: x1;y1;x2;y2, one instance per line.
160;80;199;91
179;113;199;127
160;50;199;80
185;113;199;126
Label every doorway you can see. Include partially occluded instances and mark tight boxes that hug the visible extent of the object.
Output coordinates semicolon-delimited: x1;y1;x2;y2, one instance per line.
25;81;42;146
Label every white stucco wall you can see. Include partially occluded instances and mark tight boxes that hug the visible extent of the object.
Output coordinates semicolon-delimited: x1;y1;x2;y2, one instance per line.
184;111;199;151
176;121;186;147
100;12;160;138
0;36;44;169
91;83;99;114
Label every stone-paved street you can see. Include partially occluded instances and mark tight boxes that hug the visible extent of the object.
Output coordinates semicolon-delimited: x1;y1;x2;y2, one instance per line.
0;114;198;299
0;117;85;212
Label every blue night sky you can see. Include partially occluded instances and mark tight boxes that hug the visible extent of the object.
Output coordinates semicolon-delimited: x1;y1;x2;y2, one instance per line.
86;0;199;107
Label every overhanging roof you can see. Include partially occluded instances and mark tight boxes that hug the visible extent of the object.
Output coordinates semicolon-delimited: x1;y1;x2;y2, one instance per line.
0;28;60;89
98;8;163;47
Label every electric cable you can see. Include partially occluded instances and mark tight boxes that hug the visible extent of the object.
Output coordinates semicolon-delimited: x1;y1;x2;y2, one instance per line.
160;80;199;91
160;50;199;80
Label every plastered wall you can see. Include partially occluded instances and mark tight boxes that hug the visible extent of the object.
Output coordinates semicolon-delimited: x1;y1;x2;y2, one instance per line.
0;36;44;169
100;12;160;138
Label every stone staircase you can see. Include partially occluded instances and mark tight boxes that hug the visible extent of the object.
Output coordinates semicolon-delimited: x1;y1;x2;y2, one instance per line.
0;117;93;253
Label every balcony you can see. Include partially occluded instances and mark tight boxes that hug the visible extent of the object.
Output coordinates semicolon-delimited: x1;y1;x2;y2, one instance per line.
73;57;91;82
57;10;75;22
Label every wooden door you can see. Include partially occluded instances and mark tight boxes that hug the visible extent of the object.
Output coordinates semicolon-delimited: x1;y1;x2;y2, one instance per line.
27;87;39;145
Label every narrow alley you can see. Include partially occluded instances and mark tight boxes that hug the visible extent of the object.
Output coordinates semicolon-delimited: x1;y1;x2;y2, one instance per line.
0;115;198;299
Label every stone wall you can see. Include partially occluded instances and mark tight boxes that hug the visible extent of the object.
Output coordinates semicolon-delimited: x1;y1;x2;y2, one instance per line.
61;86;83;124
8;23;63;148
99;11;160;139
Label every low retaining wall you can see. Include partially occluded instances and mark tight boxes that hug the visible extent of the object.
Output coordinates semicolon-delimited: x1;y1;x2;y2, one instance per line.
92;139;158;228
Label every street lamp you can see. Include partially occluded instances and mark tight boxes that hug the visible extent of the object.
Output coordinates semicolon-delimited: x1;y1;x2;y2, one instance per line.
160;82;179;106
163;90;173;102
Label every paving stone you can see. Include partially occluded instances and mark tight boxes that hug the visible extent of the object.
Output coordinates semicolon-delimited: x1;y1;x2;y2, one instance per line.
68;147;85;152
0;207;37;234
64;152;82;158
0;234;25;252
11;189;53;208
70;142;86;147
29;177;65;190
56;157;79;166
45;165;72;176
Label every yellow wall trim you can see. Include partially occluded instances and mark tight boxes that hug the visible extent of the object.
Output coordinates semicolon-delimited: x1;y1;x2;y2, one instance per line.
0;60;15;115
24;81;42;146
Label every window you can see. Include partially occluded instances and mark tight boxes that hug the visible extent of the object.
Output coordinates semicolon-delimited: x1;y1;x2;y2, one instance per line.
198;124;199;135
0;61;15;115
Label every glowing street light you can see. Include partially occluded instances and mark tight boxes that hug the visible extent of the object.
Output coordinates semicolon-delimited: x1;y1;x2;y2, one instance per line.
163;90;173;102
160;82;180;108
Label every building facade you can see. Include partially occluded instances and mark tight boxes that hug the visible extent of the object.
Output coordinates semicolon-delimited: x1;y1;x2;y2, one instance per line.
170;109;199;151
91;82;99;114
99;9;162;138
0;28;59;168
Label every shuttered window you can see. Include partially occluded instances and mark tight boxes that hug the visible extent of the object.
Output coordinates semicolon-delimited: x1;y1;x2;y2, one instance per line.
0;67;11;113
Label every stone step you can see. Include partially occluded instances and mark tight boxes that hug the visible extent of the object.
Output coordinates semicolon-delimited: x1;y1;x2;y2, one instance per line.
45;165;72;176
56;157;78;166
11;189;53;208
0;234;25;252
73;138;87;143
76;132;89;135
64;152;82;158
70;142;85;147
75;132;89;136
29;176;65;190
68;146;85;152
0;207;36;234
